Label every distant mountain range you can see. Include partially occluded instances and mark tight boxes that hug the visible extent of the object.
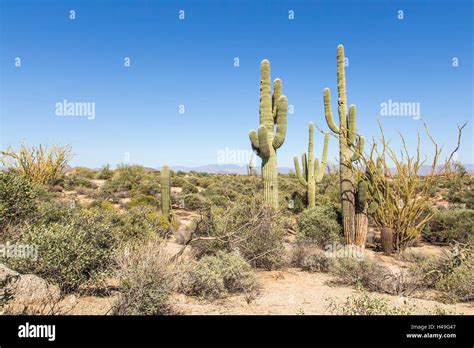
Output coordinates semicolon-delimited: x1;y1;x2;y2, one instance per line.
170;164;474;175
2;164;473;175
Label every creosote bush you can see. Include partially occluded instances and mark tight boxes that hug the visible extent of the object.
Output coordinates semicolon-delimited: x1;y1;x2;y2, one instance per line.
6;209;119;293
180;251;258;299
0;171;39;230
297;205;341;247
423;208;474;244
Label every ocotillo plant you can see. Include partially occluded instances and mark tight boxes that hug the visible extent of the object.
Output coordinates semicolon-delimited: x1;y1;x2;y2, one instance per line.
324;44;365;245
161;165;171;220
249;59;288;209
294;122;329;208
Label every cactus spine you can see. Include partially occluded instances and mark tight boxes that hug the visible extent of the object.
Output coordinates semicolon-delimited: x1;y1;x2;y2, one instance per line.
324;44;365;245
249;59;288;209
294;122;329;208
161;165;171;220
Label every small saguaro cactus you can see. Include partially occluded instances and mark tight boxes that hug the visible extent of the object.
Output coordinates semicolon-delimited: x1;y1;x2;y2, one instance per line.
323;44;365;245
249;59;288;209
294;122;329;209
161;165;171;220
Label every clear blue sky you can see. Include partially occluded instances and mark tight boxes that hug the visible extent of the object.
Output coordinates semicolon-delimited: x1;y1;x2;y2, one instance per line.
1;0;472;168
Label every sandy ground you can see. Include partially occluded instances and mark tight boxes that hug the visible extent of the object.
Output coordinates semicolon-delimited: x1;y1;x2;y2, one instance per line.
65;266;472;315
169;268;473;315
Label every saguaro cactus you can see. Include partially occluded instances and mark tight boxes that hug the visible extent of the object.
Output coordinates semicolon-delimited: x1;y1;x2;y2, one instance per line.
294;122;329;208
324;44;365;245
249;59;288;209
161;165;171;220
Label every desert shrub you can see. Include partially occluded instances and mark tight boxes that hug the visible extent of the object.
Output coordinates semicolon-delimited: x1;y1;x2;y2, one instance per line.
329;256;421;296
445;176;474;209
64;174;97;190
292;245;333;272
410;244;473;302
6;209;119;293
0;171;39;229
114;239;176;315
192;196;286;270
110;206;163;242
297;206;341;247
75;186;95;196
327;291;450;315
182;182;199;194
127;193;159;208
102;165;146;193
180;251;258;299
435;260;473;302
330;257;390;292
0;143;72;185
95;164;113;180
183;193;208;211
423;208;474;244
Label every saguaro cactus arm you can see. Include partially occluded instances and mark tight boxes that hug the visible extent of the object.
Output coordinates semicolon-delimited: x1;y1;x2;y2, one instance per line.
294;155;308;187
324;88;339;134
249;130;259;152
273;95;288;149
351;135;365;162
315;133;329;182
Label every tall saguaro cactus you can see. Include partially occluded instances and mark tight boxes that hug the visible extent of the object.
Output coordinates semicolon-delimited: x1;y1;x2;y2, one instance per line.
161;165;171;220
294;122;329;208
324;44;365;245
249;59;288;209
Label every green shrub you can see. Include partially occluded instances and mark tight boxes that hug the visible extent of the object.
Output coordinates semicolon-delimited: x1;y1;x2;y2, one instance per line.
127;193;159;208
64;174;97;190
297;206;341;247
435;259;473;302
6;208;119;293
180;251;258;299
0;171;39;229
183;193;207;211
95;164;113;180
114;239;175;315
423;208;474;244
410;245;473;302
102;165;146;193
182;182;199;194
327;291;450;315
